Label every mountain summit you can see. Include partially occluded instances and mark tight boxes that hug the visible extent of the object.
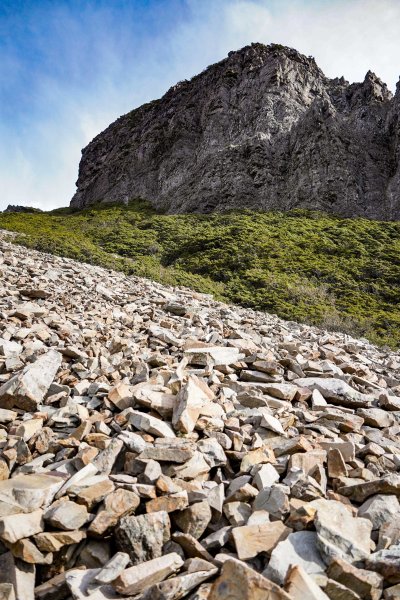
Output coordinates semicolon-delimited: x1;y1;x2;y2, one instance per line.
71;43;400;219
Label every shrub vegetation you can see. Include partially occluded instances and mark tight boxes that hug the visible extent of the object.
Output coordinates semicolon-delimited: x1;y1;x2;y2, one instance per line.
1;199;399;347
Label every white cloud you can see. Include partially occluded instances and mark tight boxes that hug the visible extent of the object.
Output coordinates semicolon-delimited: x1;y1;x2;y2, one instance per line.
1;0;399;211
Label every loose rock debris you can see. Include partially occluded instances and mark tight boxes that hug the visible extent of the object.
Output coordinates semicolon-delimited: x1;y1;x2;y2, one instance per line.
0;231;399;599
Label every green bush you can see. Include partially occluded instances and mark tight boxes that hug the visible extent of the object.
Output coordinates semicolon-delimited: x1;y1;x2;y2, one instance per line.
0;199;399;347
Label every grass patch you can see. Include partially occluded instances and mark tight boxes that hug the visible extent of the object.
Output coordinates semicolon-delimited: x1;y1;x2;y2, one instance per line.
1;199;399;348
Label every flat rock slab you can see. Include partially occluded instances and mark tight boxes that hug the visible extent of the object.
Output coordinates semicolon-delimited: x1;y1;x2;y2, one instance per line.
326;558;383;600
0;552;35;600
365;546;400;584
339;474;400;503
285;565;330;600
0;473;64;511
265;531;326;585
137;569;218;600
358;494;400;530
314;499;372;564
210;558;292;600
44;500;88;530
114;552;184;596
0;509;44;544
130;410;176;438
232;521;291;560
0;350;61;411
294;377;372;408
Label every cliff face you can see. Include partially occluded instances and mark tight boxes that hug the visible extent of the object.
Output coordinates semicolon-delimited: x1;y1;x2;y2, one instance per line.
70;43;400;220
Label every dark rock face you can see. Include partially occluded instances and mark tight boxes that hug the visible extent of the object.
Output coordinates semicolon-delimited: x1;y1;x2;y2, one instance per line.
70;43;400;220
3;205;42;214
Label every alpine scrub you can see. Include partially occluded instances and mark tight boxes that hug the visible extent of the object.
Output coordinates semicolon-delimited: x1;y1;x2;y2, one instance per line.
1;200;399;348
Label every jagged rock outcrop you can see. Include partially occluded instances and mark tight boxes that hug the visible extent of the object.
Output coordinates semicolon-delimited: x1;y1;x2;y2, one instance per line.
70;43;400;219
3;205;42;214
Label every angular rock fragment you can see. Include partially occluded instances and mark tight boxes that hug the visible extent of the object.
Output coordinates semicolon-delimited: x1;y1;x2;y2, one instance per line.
34;530;86;552
339;474;400;503
138;568;218;600
184;346;240;367
44;500;88;531
172;375;215;434
92;552;130;585
323;579;361;599
146;490;188;513
314;499;372;563
0;350;62;411
285;565;329;600
0;473;64;511
265;531;326;585
294;377;372;408
116;511;171;564
139;438;195;463
130;410;176;438
0;552;35;600
357;407;394;428
365;546;400;584
0;509;44;544
114;552;184;596
10;538;52;565
326;558;383;600
172;532;214;562
173;500;212;539
358;494;400;530
232;521;291;560
89;489;140;536
210;558;292;599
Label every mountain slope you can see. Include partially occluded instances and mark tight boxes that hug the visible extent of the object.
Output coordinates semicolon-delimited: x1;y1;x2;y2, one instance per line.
71;43;400;219
1;202;399;347
0;230;399;597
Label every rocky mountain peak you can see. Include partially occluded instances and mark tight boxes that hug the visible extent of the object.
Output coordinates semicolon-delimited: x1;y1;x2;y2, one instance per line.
3;205;42;214
361;70;392;102
71;44;400;220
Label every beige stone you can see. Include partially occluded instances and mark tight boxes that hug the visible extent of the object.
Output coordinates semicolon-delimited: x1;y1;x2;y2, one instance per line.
0;509;43;544
232;521;292;560
285;565;329;599
114;553;184;596
209;558;292;600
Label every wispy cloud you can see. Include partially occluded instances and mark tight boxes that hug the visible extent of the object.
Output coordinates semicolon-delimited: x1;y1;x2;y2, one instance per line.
1;0;399;210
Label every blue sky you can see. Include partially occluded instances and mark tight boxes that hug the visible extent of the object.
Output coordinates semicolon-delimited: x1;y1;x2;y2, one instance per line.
1;0;400;210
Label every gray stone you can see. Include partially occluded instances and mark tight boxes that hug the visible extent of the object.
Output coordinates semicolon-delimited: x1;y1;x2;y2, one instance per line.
210;557;292;600
294;377;372;408
253;485;289;518
0;350;62;411
92;552;130;585
265;531;326;585
116;511;171;564
0;509;44;544
314;499;372;564
0;552;35;600
70;45;400;222
130;410;176;438
358;494;400;530
44;500;88;531
114;553;184;596
365;546;400;584
138;569;218;600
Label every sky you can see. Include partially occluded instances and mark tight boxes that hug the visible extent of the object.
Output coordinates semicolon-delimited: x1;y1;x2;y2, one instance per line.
1;0;400;211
